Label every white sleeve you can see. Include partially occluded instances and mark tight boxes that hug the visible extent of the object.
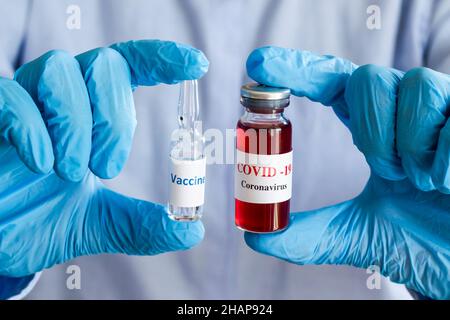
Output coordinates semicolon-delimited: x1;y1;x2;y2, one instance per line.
0;0;30;77
8;272;42;300
426;0;450;72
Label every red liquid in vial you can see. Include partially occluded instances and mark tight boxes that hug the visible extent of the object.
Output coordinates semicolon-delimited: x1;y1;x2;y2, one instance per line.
235;117;292;233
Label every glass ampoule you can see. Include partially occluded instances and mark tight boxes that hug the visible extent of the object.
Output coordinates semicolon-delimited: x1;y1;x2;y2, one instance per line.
168;80;206;221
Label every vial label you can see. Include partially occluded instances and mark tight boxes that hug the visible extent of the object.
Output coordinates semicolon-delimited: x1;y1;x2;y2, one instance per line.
169;157;206;207
235;150;293;204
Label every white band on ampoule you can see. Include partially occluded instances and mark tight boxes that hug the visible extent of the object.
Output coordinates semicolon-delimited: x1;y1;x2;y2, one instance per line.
169;157;206;207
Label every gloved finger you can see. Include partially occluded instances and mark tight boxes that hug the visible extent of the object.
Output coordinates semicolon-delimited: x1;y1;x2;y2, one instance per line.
0;78;54;173
85;186;204;256
14;50;92;182
246;46;357;123
397;68;450;191
76;48;136;179
245;201;361;266
345;65;405;181
432;114;450;194
110;40;209;87
0;274;36;300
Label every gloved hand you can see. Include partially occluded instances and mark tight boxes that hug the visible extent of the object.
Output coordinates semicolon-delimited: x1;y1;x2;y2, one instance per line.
245;46;450;300
0;40;208;284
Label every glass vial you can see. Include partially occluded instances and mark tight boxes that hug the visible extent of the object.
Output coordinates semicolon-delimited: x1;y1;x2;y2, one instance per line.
235;83;292;233
168;80;206;221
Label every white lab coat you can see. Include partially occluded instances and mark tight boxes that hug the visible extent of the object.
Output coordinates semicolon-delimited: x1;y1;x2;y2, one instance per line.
1;0;449;299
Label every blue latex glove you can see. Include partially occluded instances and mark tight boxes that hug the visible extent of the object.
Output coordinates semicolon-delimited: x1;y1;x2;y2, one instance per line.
0;40;208;286
245;46;450;300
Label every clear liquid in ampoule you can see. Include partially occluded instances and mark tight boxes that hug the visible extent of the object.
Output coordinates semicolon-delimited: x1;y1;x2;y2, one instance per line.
168;80;205;221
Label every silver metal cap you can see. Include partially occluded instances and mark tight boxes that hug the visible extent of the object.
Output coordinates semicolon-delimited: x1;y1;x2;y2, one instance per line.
241;83;290;100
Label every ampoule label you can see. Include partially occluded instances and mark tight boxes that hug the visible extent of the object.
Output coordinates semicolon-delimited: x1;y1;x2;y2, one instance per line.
169;157;206;207
235;150;292;204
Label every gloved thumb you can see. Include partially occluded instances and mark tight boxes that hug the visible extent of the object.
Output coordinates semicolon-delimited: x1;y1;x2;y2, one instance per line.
246;46;357;124
83;186;205;256
244;200;365;266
